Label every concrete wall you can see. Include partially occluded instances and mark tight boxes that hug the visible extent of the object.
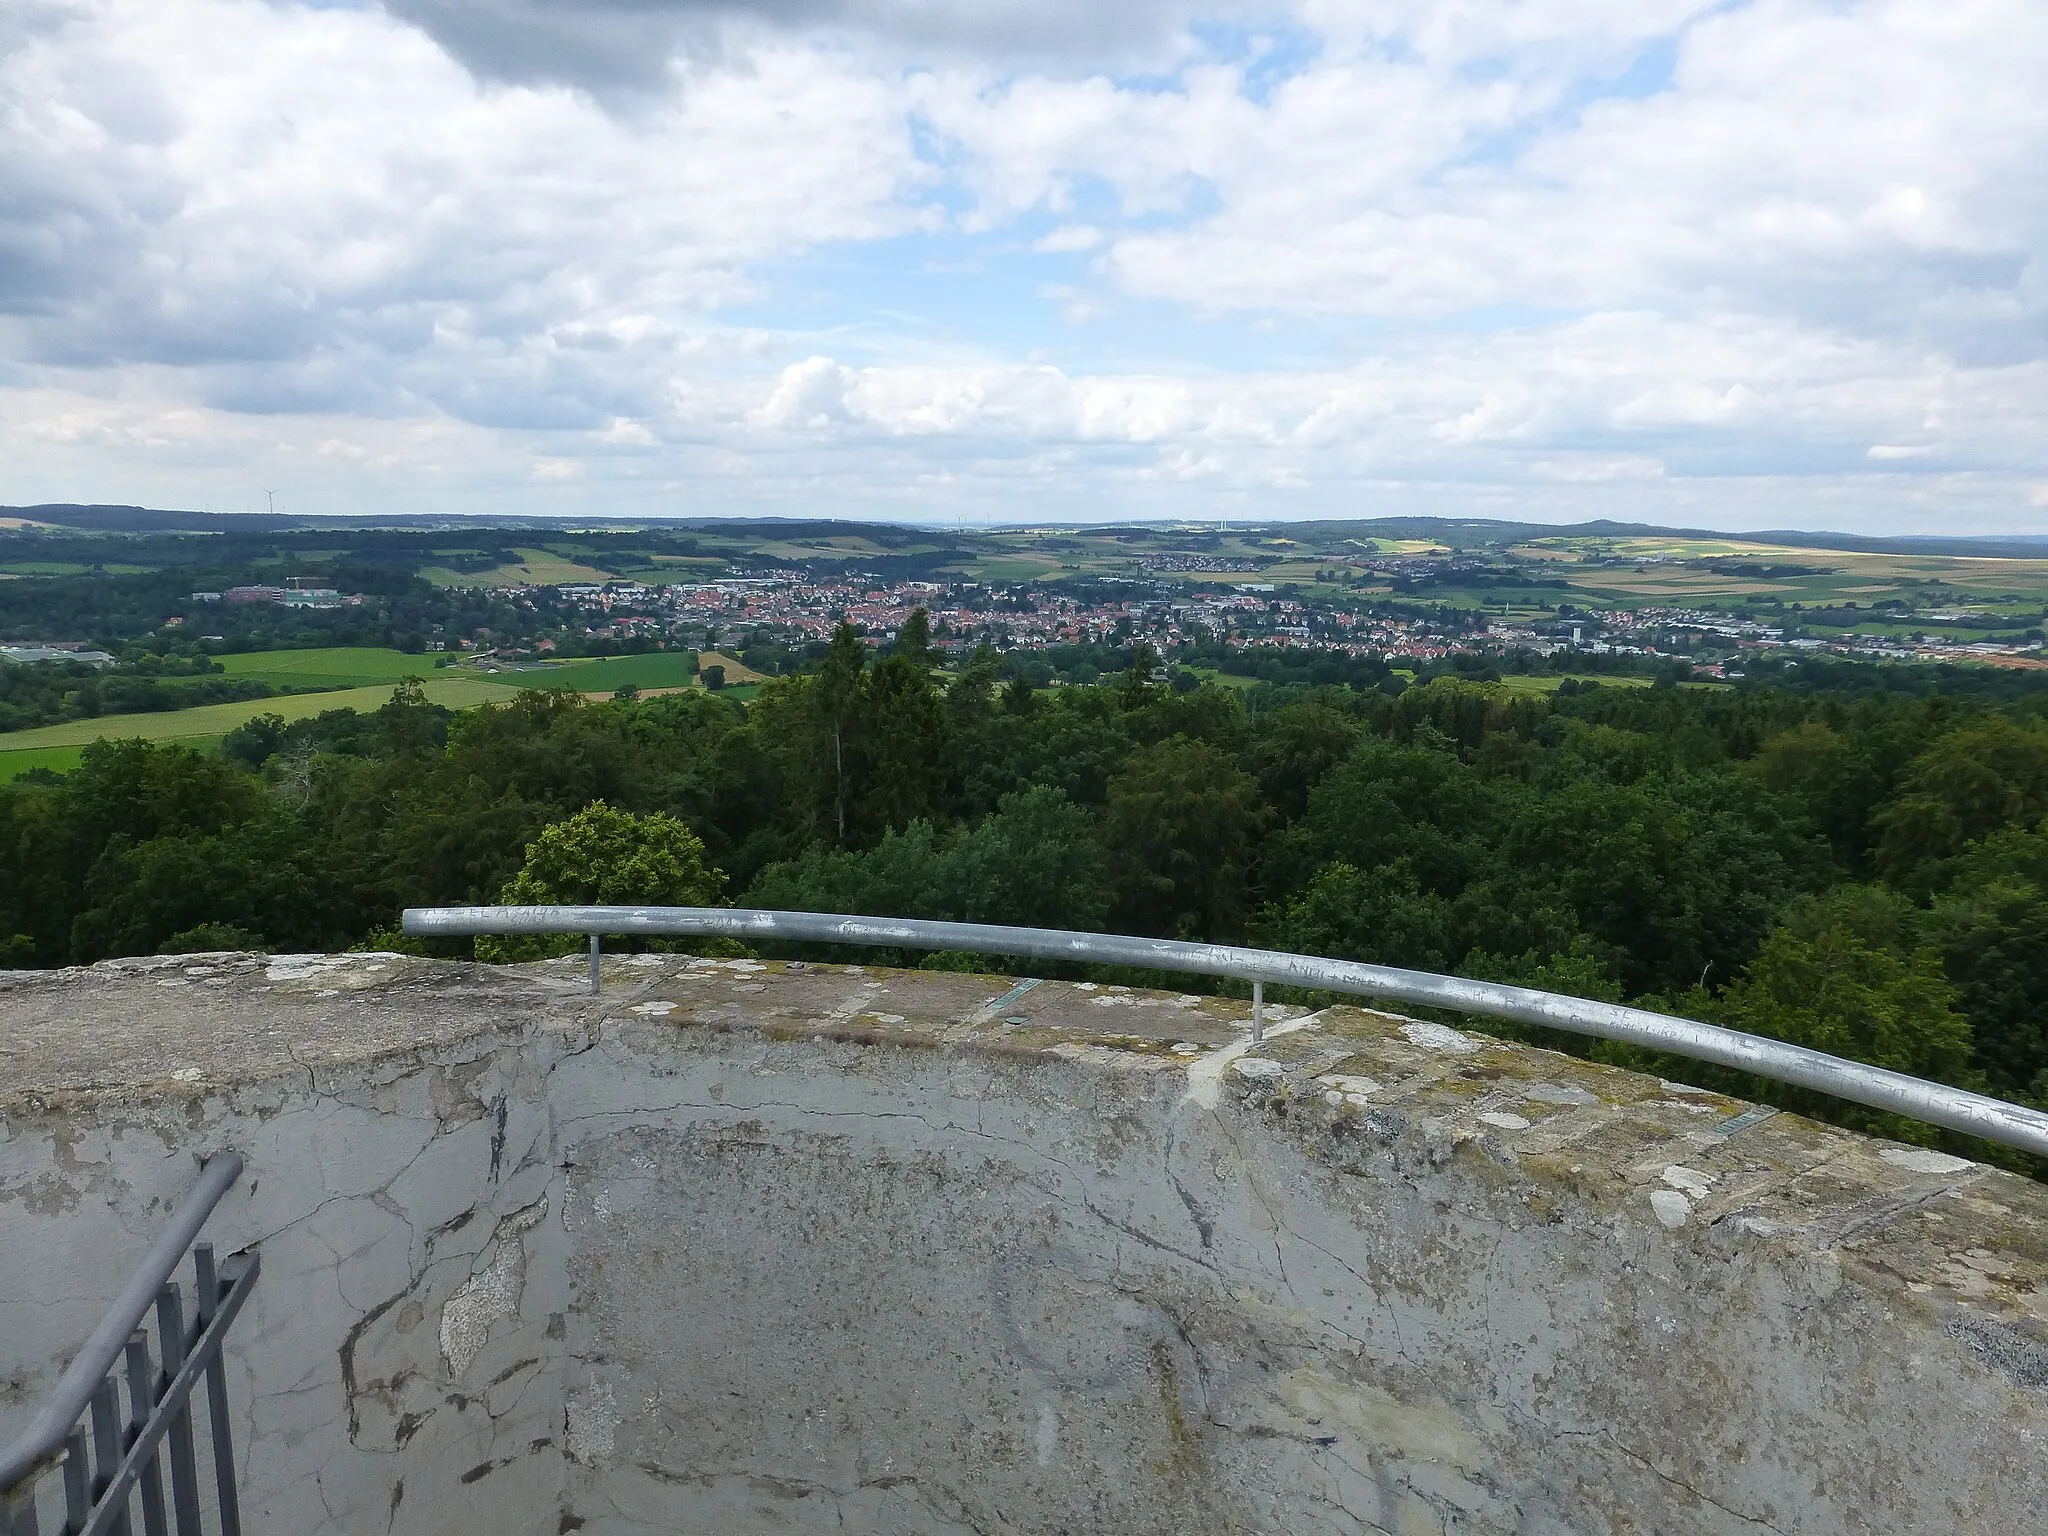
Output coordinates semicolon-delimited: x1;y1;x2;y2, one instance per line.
0;953;578;1536
4;952;2046;1535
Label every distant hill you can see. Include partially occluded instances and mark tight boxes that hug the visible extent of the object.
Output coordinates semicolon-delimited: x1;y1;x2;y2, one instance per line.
10;503;2048;559
1;504;880;535
1743;529;2048;559
3;504;304;533
1263;517;2048;560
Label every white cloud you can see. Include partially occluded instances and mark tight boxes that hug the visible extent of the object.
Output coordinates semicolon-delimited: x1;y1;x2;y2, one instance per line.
930;0;2048;358
754;356;859;429
381;0;1273;92
0;0;2043;530
1;1;928;417
715;308;2043;487
1530;455;1667;483
1033;225;1103;253
593;418;660;447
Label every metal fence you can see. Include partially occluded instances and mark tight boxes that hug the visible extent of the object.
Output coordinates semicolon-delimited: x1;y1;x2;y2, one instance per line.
403;904;2048;1163
1;1156;259;1536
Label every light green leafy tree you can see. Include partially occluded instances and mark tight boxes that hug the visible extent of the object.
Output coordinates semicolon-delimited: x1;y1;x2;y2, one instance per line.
476;800;725;961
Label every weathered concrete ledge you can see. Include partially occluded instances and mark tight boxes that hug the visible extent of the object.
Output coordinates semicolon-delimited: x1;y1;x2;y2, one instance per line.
2;951;2045;1535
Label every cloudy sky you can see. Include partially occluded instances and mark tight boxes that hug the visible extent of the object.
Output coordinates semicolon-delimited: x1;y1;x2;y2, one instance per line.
2;0;2044;531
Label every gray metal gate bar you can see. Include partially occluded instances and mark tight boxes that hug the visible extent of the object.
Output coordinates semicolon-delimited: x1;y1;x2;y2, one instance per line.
121;1338;166;1536
193;1250;241;1536
0;1158;257;1536
79;1255;258;1536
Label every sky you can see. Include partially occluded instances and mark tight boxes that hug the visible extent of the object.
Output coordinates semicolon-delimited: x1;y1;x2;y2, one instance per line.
1;0;2045;534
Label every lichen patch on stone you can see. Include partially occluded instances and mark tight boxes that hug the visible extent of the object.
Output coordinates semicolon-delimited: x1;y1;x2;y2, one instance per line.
1401;1021;1480;1054
1881;1147;1976;1176
1649;1189;1692;1228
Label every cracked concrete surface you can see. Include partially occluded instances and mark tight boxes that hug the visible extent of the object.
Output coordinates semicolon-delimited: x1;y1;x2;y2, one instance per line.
3;951;2046;1534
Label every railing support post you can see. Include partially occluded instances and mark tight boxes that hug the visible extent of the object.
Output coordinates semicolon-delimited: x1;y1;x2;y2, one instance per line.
589;932;601;995
1252;980;1264;1045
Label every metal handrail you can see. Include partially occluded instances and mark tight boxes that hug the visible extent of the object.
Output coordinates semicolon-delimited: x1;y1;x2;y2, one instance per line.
1;1154;257;1536
402;904;2048;1161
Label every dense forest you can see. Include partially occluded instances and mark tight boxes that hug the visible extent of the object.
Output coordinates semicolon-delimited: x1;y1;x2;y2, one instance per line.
6;613;2047;1173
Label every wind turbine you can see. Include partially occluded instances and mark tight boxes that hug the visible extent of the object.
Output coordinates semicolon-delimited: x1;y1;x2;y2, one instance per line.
262;489;278;515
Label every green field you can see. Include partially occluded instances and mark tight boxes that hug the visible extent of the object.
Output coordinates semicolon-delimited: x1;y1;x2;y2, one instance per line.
0;649;725;768
486;652;703;693
217;646;443;689
0;677;522;753
0;736;231;783
0;644;735;769
1181;666;1261;690
0;743;91;781
221;645;711;694
0;561;153;576
2;563;92;576
1492;673;1656;696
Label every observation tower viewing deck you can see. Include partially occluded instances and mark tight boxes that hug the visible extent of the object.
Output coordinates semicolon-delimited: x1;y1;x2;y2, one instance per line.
2;949;2045;1533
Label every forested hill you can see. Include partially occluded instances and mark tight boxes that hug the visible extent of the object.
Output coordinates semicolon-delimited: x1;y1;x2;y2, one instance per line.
5;617;2047;1173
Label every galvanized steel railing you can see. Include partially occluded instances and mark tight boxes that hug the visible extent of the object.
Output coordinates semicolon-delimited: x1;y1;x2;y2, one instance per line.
403;904;2048;1162
0;1155;258;1536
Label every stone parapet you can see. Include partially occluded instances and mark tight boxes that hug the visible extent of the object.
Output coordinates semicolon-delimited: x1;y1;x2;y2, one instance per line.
2;951;2044;1533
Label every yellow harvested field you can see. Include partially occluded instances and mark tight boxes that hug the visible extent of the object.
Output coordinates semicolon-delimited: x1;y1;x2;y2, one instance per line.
754;537;903;560
422;548;617;587
695;650;767;683
578;686;698;701
966;556;1064;581
1372;540;1450;554
1573;574;1789;597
